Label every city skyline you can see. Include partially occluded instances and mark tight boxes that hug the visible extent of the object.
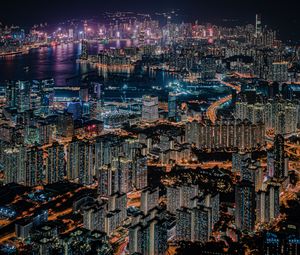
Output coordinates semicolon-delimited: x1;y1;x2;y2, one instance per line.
0;3;300;255
1;0;300;40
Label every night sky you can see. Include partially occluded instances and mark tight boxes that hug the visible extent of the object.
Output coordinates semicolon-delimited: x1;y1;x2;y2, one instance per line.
1;0;299;40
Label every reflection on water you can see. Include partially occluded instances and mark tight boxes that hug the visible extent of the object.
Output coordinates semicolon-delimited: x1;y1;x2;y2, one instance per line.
0;41;232;101
0;41;135;85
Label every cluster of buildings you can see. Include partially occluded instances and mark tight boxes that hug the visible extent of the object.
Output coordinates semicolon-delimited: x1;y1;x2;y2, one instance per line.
235;90;300;135
186;118;265;151
0;12;300;255
233;134;288;232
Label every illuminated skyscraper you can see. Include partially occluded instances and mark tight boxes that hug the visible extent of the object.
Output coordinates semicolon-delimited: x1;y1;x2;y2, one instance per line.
176;206;211;242
168;93;179;121
235;180;255;231
98;164;115;197
255;14;262;37
25;147;44;186
45;142;65;184
3;146;26;185
113;157;133;194
273;134;286;180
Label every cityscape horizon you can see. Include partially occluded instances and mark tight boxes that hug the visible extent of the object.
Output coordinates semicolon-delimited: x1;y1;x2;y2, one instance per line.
0;4;300;255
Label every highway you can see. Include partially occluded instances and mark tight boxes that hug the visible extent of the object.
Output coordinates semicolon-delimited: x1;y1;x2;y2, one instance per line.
206;75;241;124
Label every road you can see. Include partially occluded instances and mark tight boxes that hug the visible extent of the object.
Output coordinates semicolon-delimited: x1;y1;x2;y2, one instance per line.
206;75;241;124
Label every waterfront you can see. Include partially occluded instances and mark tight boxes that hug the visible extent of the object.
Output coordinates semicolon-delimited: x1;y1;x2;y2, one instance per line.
0;42;231;102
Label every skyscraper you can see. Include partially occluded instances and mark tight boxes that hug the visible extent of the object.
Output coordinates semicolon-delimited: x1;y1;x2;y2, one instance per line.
140;187;159;215
45;142;65;184
255;14;262;37
273;134;286;180
235;180;255;231
168;93;179;121
83;201;106;232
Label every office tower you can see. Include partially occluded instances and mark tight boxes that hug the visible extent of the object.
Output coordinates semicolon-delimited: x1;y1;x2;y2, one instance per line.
273;134;285;180
235;180;255;231
263;232;281;255
140;187;159;215
142;95;159;122
83;201;107;232
255;14;262;37
168;93;179;121
15;210;48;239
81;39;89;60
138;30;145;47
15;81;31;112
45;142;65;184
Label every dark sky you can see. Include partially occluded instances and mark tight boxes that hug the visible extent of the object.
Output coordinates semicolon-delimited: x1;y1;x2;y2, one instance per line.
1;0;299;40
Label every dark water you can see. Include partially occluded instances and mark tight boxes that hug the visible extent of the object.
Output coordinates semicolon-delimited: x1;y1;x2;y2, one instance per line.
0;41;137;85
0;42;231;101
0;43;86;85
